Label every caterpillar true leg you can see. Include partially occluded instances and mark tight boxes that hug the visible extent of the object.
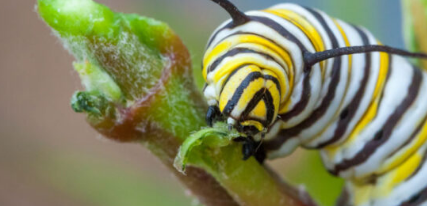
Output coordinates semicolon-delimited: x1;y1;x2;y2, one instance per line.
206;105;221;127
234;136;266;163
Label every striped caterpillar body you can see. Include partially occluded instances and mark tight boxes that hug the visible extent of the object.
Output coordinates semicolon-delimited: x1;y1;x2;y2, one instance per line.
203;1;427;206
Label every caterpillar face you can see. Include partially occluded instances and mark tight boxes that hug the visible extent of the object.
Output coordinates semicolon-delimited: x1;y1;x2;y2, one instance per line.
212;64;281;136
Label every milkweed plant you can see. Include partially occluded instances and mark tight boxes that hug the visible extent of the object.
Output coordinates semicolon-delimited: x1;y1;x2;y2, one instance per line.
37;0;427;205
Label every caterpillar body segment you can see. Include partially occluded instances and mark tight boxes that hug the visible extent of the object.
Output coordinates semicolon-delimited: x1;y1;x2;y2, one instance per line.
203;2;427;206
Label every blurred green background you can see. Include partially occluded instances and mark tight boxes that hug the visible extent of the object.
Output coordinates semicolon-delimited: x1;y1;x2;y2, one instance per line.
0;0;404;206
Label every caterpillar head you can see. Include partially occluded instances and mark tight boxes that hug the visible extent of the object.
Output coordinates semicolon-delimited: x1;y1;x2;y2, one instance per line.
205;65;281;137
223;65;281;136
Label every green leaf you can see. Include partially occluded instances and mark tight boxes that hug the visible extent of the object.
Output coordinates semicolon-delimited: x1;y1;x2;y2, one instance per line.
174;122;239;173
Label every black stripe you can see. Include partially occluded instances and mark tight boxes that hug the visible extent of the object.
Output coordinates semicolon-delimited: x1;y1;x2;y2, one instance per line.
209;48;249;72
208;47;288;74
332;65;422;175
386;113;427;161
400;187;427;206
265;7;341;151
202;83;208;93
264;90;275;125
206;21;235;49
223;72;263;115
316;26;372;148
240;89;265;121
278;72;311;121
264;75;282;97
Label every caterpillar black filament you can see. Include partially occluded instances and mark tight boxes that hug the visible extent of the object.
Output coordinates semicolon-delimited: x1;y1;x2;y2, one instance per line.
203;1;427;206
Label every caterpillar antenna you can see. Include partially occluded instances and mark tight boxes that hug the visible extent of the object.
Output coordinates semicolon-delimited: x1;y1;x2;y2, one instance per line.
209;0;249;26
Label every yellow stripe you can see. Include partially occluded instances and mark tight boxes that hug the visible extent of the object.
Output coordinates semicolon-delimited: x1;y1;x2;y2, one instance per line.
390;152;422;188
325;49;389;157
372;151;423;198
333;19;352;77
203;34;293;80
250;100;267;121
372;43;390;98
264;9;325;64
240;120;264;132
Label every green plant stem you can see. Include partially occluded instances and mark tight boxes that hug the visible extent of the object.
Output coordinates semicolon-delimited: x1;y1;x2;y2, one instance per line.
199;146;315;206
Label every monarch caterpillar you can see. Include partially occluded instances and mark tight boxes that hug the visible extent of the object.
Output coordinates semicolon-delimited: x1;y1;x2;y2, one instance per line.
203;0;427;205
